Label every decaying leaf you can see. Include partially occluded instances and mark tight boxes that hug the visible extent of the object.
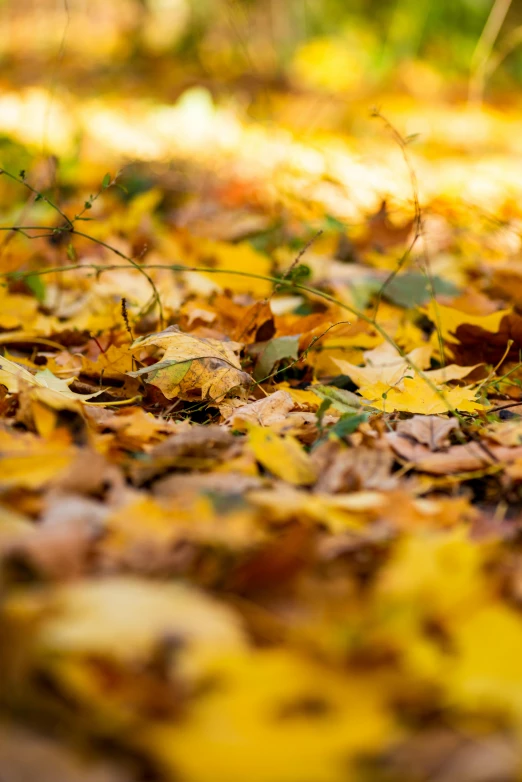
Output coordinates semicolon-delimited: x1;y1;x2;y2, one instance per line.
387;432;522;474
226;390;294;429
394;415;460;449
130;424;242;484
128;326;252;400
0;725;127;782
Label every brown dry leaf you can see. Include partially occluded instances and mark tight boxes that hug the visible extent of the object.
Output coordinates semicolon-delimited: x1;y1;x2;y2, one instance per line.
388;432;522;474
0;724;127;782
226;390;294;429
129;325;252;401
269;411;337;443
375;730;518;782
1;495;105;579
356;200;414;253
451;312;522;365
485;420;522;447
312;441;397;492
153;471;263;498
394;415;460;449
85;405;180;448
130;424;242;484
232;300;275;343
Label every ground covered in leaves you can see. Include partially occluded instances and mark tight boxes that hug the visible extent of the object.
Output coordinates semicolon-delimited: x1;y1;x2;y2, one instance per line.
6;27;522;781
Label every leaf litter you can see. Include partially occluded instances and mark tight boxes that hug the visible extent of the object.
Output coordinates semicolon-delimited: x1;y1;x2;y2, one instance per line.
5;68;522;782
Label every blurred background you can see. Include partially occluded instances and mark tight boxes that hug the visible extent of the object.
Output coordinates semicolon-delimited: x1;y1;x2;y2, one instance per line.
2;0;522;147
3;0;522;99
1;1;522;246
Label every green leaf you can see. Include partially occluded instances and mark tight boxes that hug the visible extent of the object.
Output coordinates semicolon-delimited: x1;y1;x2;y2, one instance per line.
84;200;92;210
102;173;111;189
323;214;346;233
329;412;369;439
288;264;311;284
25;273;46;303
66;243;77;262
315;397;332;431
275;263;311;290
383;272;459;309
129;359;192;385
312;384;367;413
254;335;300;381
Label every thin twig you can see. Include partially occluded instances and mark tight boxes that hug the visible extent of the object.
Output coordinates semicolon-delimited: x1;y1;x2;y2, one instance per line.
0;170;72;228
0;167;164;326
371;109;446;365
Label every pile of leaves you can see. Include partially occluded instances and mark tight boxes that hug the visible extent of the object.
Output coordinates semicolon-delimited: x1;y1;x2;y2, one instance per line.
3;139;522;782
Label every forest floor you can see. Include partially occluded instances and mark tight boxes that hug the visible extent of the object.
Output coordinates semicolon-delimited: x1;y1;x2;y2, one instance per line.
3;52;522;781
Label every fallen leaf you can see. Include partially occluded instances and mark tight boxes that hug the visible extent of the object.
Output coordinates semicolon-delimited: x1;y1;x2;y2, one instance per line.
129;326;251;401
143;649;393;782
31;577;246;662
81;345;135;381
333;342;433;388
247;425;316;486
226;390;294;429
388;432;522;474
384;271;459;308
130;424;241;484
0;356;105;401
425;302;510;344
311;384;370;413
394;415;460;449
0;426;76;490
367;377;484;415
253;336;299;381
312;441;397;492
0;724;127;782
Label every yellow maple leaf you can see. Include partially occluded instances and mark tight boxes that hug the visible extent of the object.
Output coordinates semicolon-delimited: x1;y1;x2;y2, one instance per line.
143;649;393;782
275;383;323;410
247;425;316;485
129;326;252;401
81;344;134;380
0;290;39;329
0;427;76;489
449;603;522;728
333;340;482;414
426;301;510;343
363;376;484;414
248;486;384;531
333;342;432;388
